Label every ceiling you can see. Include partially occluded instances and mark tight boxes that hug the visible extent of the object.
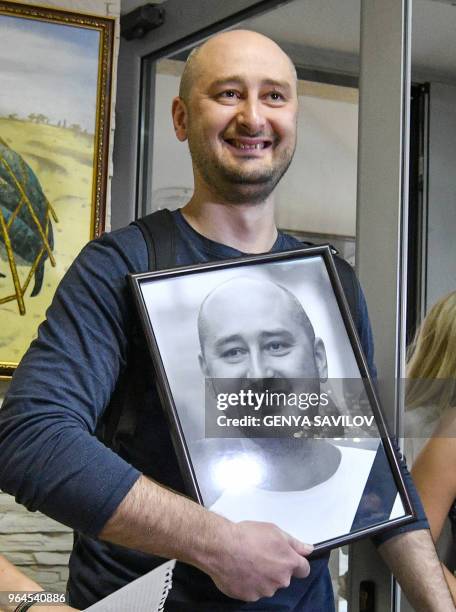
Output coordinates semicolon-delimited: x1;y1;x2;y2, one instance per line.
120;0;456;81
121;0;164;12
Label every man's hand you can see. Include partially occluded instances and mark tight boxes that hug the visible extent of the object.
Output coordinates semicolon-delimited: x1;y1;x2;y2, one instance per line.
99;475;313;602
205;520;312;601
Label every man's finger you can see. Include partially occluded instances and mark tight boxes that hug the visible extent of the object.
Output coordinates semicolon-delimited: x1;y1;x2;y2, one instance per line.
285;533;314;557
292;554;311;579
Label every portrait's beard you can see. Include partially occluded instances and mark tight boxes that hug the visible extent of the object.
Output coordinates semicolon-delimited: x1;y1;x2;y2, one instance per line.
188;129;296;204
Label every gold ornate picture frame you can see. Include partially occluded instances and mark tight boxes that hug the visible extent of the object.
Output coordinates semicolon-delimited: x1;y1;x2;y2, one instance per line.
0;1;114;376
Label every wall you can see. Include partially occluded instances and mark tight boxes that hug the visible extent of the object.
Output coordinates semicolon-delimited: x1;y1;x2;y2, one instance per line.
0;0;120;593
426;81;456;310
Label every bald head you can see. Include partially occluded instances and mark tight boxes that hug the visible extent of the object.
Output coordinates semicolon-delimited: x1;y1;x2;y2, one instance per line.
179;30;297;106
197;277;327;382
198;277;314;352
172;29;299;204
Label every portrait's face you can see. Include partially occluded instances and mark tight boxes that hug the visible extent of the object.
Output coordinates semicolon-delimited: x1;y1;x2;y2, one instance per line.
198;278;327;393
172;31;298;203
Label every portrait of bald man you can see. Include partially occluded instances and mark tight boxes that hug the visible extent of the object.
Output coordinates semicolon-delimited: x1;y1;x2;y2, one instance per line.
196;272;341;440
0;24;452;612
191;274;388;545
198;276;327;384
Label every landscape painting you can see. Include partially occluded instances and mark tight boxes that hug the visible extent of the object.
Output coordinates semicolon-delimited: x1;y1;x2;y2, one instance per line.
0;2;114;376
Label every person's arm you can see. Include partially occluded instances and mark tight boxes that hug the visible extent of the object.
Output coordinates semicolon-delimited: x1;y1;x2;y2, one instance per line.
0;554;76;612
0;231;144;534
377;529;454;610
355;285;454;609
100;474;312;601
370;438;455;610
410;414;456;605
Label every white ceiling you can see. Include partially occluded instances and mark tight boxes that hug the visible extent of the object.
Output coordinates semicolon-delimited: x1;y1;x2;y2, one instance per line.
120;0;456;81
412;0;456;80
121;0;164;12
241;0;361;54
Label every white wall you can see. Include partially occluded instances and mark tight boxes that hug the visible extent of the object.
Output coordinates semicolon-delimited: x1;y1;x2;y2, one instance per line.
275;91;358;235
426;82;456;310
0;0;120;593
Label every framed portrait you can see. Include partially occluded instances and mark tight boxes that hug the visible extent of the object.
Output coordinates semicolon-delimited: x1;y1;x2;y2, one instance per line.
0;1;114;376
129;246;415;553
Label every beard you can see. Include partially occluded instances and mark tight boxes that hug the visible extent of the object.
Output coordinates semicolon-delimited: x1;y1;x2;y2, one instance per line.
188;130;296;204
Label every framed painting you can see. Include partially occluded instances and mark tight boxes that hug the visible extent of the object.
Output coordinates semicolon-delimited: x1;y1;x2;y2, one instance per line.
0;1;114;376
129;246;415;553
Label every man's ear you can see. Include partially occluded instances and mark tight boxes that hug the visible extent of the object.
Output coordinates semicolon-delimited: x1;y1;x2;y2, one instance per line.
313;337;328;382
172;96;188;141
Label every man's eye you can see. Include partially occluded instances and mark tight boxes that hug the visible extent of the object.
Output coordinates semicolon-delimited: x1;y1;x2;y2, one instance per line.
218;90;240;99
265;342;290;355
220;347;246;362
267;91;285;103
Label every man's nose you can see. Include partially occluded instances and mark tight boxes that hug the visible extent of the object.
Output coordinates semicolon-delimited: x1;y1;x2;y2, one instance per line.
237;98;266;134
246;351;273;379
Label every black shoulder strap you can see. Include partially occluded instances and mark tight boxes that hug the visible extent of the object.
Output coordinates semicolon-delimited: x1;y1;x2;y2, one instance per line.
300;240;359;328
132;208;177;271
333;255;359;327
100;209;178;450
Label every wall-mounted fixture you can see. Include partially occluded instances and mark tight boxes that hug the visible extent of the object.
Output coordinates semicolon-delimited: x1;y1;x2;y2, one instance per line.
121;3;165;40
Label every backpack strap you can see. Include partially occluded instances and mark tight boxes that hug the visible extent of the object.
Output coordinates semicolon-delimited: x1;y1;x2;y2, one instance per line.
333;256;359;328
100;209;177;450
299;240;359;329
132;208;177;271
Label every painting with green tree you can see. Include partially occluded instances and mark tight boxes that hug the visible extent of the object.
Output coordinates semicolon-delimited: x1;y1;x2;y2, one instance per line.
0;1;114;376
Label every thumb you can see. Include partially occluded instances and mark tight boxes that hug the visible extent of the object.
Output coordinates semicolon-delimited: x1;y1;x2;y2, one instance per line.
286;533;314;557
292;553;312;579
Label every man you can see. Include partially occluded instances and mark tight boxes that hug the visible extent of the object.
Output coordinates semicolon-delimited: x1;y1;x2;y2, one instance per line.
0;30;453;611
198;276;327;383
195;275;342;497
198;275;329;428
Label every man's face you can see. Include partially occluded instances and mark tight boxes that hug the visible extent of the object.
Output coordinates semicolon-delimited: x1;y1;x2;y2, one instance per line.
199;279;327;389
173;32;298;203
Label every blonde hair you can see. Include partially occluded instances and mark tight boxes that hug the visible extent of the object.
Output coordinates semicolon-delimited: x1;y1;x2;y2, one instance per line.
406;291;456;410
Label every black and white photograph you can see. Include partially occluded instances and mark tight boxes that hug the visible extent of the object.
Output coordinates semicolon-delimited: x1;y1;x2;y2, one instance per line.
130;247;414;552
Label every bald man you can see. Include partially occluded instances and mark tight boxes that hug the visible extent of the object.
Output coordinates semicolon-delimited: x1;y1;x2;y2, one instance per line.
0;30;453;612
198;276;327;382
194;276;346;505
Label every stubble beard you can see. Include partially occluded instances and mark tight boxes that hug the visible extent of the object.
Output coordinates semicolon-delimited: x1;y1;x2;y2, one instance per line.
188;133;296;205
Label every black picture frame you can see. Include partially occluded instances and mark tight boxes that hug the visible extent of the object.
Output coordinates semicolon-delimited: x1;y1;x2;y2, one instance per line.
129;245;415;554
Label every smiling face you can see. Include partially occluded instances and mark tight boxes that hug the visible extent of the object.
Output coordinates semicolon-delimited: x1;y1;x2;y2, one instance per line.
198;278;327;387
172;31;298;204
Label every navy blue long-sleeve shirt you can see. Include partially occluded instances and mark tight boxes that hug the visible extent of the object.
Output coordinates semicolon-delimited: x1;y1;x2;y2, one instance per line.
0;210;428;610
